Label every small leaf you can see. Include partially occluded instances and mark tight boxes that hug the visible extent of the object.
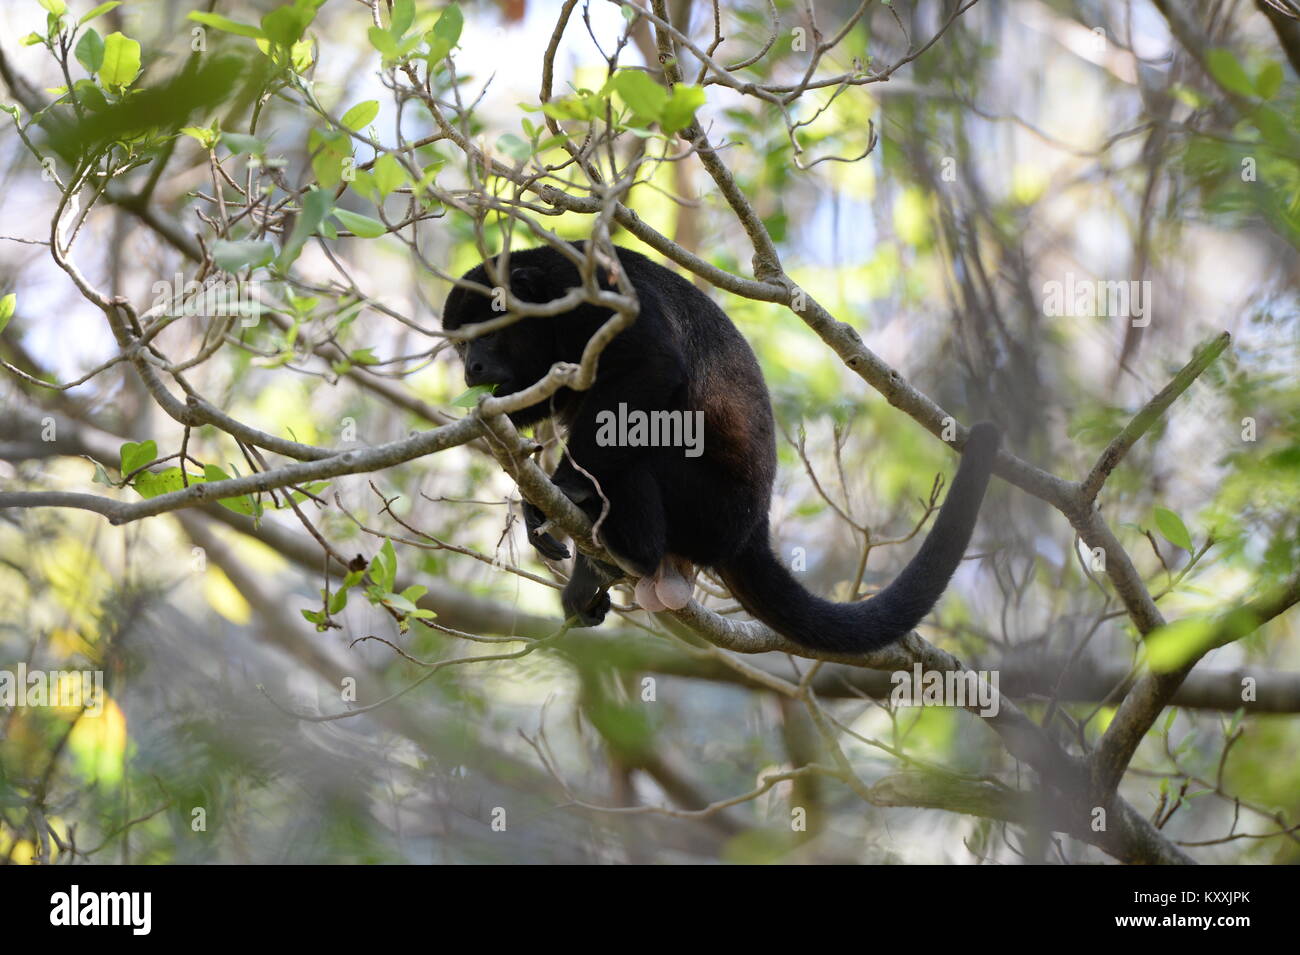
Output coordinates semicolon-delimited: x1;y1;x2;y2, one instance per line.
0;293;14;335
119;439;157;476
89;459;113;486
382;593;419;614
390;0;415;37
187;11;265;40
98;32;141;91
660;84;705;134
202;464;260;516
134;466;194;499
496;133;532;162
220;132;266;155
333;208;387;238
1145;617;1215;672
369;539;398;593
452;384;496;407
368;25;400;59
426;2;463;61
39;0;67;14
74;27;104;74
261;5;315;47
340;99;379;131
611;70;668;122
79;1;121;25
277;187;333;270
212;238;275;272
1255;60;1283;100
1206;49;1255;99
1153;506;1193;552
179;125;218;149
371;153;407;198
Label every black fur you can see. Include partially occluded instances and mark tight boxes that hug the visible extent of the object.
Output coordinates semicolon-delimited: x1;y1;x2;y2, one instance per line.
442;243;1000;652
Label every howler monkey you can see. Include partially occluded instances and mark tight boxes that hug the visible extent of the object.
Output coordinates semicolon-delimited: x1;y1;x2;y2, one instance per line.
442;243;1000;653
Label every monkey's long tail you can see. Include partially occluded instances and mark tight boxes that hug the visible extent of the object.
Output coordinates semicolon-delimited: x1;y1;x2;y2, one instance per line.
717;422;1001;653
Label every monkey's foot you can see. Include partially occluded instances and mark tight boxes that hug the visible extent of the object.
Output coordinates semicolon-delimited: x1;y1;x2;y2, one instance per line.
563;588;610;627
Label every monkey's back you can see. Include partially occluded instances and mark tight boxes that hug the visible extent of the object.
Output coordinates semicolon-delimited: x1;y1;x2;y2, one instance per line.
613;247;778;563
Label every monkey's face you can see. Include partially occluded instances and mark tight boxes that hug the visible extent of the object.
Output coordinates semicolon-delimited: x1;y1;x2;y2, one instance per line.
443;263;564;424
456;329;512;389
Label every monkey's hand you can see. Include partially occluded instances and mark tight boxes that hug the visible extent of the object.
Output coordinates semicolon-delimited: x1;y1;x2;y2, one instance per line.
522;500;571;561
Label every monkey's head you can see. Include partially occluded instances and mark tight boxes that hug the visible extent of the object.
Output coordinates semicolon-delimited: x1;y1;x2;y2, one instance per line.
442;262;559;425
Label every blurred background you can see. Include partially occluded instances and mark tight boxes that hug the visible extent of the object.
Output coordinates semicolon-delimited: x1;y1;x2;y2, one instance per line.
0;0;1297;864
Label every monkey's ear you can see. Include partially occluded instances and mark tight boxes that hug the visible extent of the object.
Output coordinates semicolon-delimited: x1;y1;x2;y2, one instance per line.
509;266;546;302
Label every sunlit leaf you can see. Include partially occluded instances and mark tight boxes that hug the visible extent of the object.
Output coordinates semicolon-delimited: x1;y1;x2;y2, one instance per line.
1153;506;1193;552
340;100;379;131
98;32;141;91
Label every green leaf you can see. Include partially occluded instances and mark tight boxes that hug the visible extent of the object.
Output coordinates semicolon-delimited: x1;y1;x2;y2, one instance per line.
65;83;98;108
79;1;121;25
202;464;260;516
308;127;351;189
212;239;275;273
119;439;157;476
369;539;397;593
1145;617;1215;672
261;5;315;47
1153;506;1193;552
220;132;266;155
39;0;67;15
660;84;705;134
333;208;387;238
89;458;114;486
611;70;668;122
134;466;194;499
74;27;104;74
1206;49;1255;99
496;133;532;162
276;187;333;270
451;383;496;407
21;34;46;48
179;125;218;149
400;584;428;603
340;99;379;131
426;2;463;61
390;0;415;37
0;293;14;335
371;153;407;198
327;587;349;614
349;346;380;365
98;32;141;91
187;11;266;40
368;25;400;59
1255;60;1284;100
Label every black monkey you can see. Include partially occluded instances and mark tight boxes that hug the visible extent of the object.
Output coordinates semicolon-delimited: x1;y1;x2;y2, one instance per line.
442;242;1000;653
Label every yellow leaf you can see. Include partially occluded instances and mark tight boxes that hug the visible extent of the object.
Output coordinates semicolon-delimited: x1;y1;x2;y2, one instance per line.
204;566;251;625
68;697;128;785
